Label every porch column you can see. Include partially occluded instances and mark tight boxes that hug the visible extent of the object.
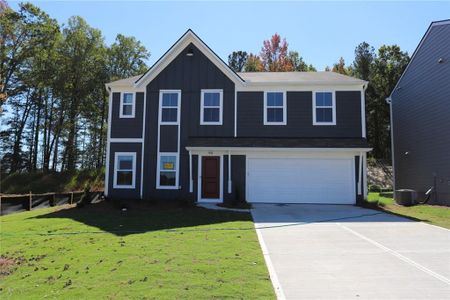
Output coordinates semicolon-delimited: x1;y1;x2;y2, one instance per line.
189;151;193;193
228;151;232;194
358;152;363;196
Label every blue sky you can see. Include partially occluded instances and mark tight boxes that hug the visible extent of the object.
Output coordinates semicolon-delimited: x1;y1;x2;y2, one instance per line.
10;1;450;70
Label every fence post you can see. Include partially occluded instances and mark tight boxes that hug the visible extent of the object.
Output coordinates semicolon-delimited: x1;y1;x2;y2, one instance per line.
0;195;2;215
28;191;32;211
70;192;74;204
52;193;56;207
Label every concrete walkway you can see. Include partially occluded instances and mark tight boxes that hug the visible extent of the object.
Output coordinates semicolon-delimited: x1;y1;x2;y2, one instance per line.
251;204;450;300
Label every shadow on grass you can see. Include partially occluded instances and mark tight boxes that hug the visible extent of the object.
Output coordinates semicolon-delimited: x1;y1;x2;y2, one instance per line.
31;201;251;237
358;201;430;224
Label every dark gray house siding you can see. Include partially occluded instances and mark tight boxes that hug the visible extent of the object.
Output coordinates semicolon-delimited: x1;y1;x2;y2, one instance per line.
142;43;235;200
110;92;144;138
391;22;450;205
237;91;362;137
108;143;142;199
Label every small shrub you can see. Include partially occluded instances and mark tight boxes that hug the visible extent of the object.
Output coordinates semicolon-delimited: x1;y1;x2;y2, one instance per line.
369;185;382;193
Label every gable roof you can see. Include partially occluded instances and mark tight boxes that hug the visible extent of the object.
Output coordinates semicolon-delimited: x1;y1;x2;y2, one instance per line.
389;19;450;99
134;29;245;88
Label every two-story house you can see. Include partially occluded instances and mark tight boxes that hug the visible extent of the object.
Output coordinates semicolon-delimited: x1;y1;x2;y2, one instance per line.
388;20;450;205
105;30;370;205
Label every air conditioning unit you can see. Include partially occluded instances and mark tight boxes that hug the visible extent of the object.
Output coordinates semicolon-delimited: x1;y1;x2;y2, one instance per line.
394;189;417;206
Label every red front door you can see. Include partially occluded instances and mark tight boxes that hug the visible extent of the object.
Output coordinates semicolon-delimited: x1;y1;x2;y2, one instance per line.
202;156;220;199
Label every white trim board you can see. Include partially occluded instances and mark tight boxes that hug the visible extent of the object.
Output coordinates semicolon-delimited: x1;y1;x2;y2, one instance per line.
113;152;137;189
119;92;135;118
313;91;336;126
156;90;182;190
263;91;287;125
135;30;244;88
200;89;223;125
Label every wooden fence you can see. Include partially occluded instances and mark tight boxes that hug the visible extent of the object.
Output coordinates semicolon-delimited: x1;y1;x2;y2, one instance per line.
0;191;104;216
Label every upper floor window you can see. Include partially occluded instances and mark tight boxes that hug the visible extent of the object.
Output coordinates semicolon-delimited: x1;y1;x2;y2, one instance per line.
313;92;336;125
160;90;181;125
264;91;286;125
200;89;223;125
120;93;135;118
113;152;136;189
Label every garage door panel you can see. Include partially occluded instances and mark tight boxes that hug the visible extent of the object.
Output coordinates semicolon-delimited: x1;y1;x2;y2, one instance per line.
247;157;355;204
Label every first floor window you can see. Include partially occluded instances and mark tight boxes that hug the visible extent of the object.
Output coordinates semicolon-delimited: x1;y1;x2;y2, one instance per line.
114;152;136;188
314;92;335;125
120;93;134;118
158;154;178;188
264;91;286;125
201;90;223;125
160;91;180;124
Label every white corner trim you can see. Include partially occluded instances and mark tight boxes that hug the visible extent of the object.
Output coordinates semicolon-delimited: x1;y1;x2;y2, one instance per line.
200;89;223;125
263;91;287;125
189;151;193;193
113;152;137;189
140;91;146;199
109;138;143;143
119;92;135;118
234;89;237;137
361;85;367;138
312;91;337;126
105;91;113;196
358;152;363;195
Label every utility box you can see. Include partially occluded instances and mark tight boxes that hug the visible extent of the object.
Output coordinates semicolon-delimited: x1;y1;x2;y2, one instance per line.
395;189;417;206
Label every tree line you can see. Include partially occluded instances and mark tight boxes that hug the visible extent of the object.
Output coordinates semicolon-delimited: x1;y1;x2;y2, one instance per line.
227;34;410;159
0;2;149;174
1;3;409;177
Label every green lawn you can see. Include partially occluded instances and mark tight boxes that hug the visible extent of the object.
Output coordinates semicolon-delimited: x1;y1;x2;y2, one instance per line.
367;192;450;229
0;202;275;299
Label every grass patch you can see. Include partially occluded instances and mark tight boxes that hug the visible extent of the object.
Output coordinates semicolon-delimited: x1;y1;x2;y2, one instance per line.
367;192;450;229
0;202;275;299
1;169;104;194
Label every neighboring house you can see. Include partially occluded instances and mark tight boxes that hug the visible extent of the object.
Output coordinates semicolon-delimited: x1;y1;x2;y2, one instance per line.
388;19;450;206
105;30;370;205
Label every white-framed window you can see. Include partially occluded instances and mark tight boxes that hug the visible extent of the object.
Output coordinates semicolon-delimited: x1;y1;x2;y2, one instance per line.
157;153;179;189
159;90;181;125
120;93;135;118
200;89;223;125
264;91;286;125
113;152;136;189
313;91;336;125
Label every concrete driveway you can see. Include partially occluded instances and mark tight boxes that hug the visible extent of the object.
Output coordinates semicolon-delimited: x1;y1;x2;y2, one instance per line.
251;204;450;300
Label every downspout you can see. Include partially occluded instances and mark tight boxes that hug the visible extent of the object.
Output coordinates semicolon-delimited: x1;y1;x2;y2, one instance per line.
386;96;395;193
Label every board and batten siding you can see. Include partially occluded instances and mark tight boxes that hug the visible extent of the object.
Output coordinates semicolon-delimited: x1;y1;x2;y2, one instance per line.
391;23;450;205
110;92;145;138
107;143;142;199
237;91;362;137
142;43;235;200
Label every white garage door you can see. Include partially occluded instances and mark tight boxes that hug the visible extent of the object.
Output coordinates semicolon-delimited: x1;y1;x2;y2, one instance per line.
247;157;355;204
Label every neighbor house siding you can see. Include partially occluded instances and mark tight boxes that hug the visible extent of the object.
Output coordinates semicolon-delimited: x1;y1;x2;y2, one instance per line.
110;92;144;138
391;24;450;205
142;43;235;200
237;91;362;137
